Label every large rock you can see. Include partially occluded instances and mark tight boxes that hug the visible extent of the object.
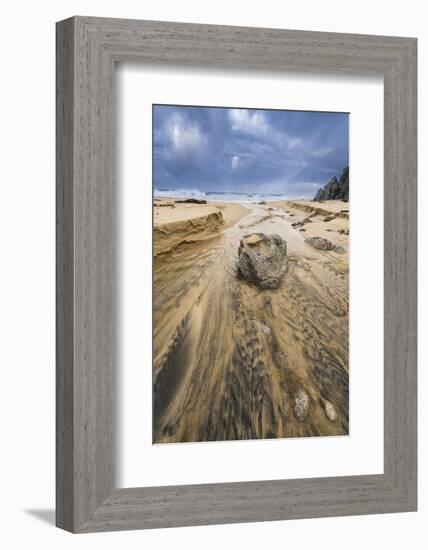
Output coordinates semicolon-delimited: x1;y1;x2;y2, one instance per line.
237;233;288;289
305;236;335;251
314;166;349;201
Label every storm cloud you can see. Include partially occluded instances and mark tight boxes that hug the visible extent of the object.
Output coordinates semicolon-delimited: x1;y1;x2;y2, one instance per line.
153;104;349;198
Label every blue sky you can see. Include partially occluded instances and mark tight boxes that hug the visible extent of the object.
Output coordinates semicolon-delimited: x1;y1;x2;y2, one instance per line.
153;105;348;198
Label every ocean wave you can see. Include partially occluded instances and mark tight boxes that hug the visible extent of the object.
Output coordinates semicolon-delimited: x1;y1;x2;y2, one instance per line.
154;188;207;199
153;187;301;203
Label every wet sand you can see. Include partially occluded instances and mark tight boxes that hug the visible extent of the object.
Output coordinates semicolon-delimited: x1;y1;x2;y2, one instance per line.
153;199;349;443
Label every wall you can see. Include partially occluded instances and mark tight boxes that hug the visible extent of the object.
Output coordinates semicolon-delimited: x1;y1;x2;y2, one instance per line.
0;0;425;548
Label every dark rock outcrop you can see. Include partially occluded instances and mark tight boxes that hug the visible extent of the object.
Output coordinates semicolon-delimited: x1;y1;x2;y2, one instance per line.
314;167;349;201
175;198;207;204
237;233;288;289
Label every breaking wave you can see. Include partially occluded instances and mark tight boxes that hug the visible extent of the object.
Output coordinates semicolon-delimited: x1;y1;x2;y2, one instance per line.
153;188;297;203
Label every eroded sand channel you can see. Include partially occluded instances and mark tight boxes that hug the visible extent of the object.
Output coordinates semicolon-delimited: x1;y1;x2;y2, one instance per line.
153;201;349;443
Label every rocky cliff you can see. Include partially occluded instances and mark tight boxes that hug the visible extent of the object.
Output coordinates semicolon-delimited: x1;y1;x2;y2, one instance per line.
314;167;349;201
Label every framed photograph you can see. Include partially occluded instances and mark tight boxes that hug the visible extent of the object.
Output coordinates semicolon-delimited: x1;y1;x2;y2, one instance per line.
151;104;351;445
56;16;417;532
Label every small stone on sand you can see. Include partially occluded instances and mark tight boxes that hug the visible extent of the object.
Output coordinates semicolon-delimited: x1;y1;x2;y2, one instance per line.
324;401;337;422
305;237;335;251
293;389;309;421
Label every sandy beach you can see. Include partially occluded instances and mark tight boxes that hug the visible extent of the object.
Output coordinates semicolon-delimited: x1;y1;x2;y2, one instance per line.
153;198;349;443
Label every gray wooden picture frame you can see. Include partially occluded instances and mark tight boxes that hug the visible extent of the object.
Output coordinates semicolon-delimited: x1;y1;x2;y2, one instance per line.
56;16;417;533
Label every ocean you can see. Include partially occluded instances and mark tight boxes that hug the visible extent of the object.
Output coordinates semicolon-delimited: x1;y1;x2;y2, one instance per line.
153;188;308;203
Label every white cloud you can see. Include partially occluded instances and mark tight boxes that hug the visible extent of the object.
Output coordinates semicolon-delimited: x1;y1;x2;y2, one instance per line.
167;114;206;156
231;155;240;170
229;109;269;135
286;137;303;150
311;146;334;157
228;109;305;153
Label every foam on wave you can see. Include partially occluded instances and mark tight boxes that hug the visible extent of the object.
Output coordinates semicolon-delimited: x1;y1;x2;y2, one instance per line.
154;188;299;203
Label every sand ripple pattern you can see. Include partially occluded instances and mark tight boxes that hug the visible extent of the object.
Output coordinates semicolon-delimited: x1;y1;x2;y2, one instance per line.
153;205;349;443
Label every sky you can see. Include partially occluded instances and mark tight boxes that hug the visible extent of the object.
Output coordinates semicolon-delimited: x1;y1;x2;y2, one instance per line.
153;104;349;198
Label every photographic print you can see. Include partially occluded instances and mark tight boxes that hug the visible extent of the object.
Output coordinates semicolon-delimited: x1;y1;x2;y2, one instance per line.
153;104;349;444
